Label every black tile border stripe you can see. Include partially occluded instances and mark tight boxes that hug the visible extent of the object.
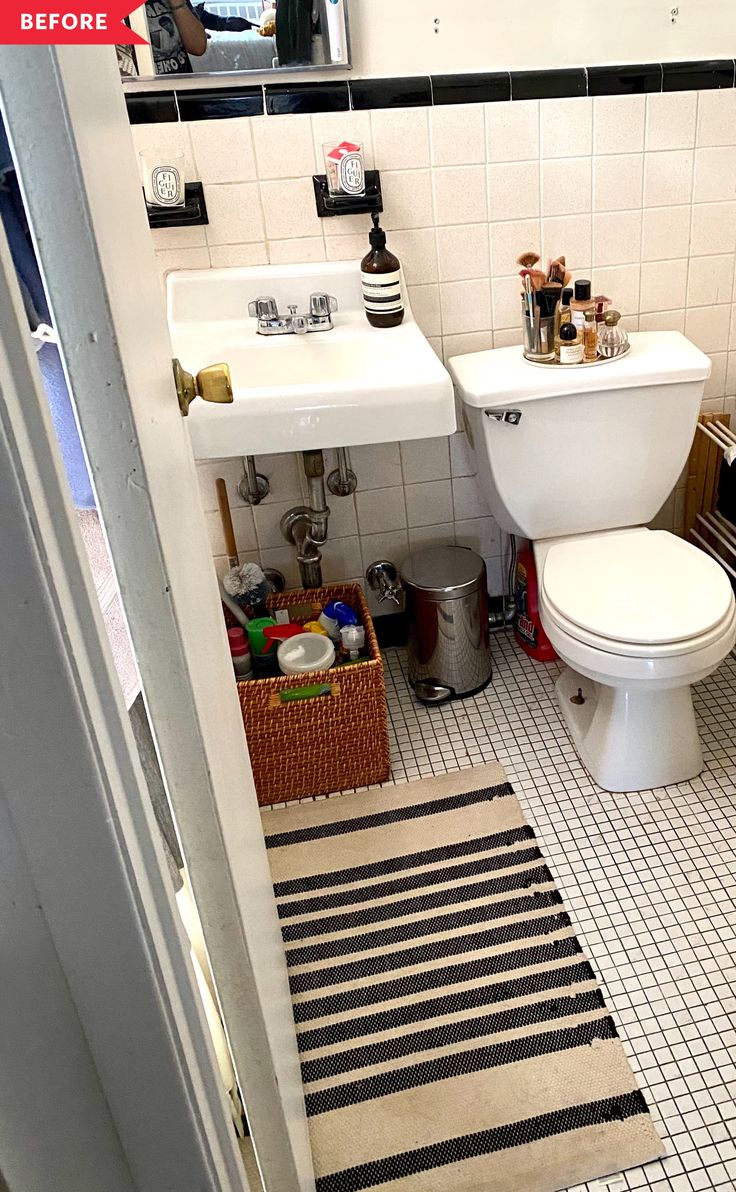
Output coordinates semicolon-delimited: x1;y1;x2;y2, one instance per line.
288;911;572;994
285;888;564;967
314;1090;649;1192
125;59;736;124
296;958;597;1052
281;862;553;941
265;782;514;849
304;1015;618;1116
273;824;535;897
278;845;543;919
300;988;606;1083
292;935;582;1022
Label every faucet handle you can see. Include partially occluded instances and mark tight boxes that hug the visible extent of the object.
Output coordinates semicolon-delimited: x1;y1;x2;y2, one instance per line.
248;295;279;320
310;292;338;317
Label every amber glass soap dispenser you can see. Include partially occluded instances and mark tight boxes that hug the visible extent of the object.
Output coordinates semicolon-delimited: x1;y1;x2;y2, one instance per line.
361;213;404;327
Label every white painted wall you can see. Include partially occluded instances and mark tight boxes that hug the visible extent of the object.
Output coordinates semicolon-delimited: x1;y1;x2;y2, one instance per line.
348;0;736;78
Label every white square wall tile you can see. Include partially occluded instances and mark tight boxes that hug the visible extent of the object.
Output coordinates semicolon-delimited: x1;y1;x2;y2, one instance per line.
687;255;736;308
359;529;410;570
541;214;591;272
320;536;363;583
452;475;490;520
400;437;451;484
433;166;487;226
350;442;403;489
645;91;697;151
430;104;485;166
449;431;476;478
643;150;694;207
591;264;640;318
408;523;456;550
387;229;439;285
437;224;490;282
251;115;315;180
492;328;523;348
693;146;736;204
205;182;265;245
490;219;541;278
593;95;646;155
697;88;736;147
454;516;501;556
641;206;691;261
371;107;430;170
381;170;434;230
690;202;736;256
260;178;322;240
686;304;732;354
639;309;685;332
154;247;209;288
488;161;540;222
208;243;268;268
639;259;688;312
355;486;407;534
440;279;492;336
541;158;592;216
407;285;442;337
442;331;494;359
151;223;207;251
593;154;644;211
593;210;643;267
486;100;539;162
405;479;454;527
268;238;325;265
540;98;592;158
189;117;256;183
492;275;523;330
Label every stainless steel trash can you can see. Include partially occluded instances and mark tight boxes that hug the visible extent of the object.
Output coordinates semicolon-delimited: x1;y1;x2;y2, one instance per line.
401;546;493;703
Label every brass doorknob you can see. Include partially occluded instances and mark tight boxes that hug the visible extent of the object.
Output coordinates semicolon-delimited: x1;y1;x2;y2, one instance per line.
173;358;234;417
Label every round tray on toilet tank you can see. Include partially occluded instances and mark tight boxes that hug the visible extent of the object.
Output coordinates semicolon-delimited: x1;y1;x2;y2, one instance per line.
523;343;631;368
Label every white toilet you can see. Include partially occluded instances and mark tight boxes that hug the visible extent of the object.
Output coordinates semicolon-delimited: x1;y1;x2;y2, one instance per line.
449;331;736;792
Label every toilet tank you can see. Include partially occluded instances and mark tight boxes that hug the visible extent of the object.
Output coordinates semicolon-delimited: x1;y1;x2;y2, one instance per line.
448;331;711;539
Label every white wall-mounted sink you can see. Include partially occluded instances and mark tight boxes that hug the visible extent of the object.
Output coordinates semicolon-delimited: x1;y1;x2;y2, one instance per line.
167;261;455;458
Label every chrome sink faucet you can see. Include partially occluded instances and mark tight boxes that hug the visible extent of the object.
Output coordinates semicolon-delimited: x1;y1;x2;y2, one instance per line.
248;292;338;336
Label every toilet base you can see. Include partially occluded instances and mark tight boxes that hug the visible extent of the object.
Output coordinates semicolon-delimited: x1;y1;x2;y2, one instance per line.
555;666;702;792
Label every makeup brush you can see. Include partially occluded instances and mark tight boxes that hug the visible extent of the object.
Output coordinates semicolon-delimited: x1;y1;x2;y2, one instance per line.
547;256;567;286
517;251;540;270
520;269;535;321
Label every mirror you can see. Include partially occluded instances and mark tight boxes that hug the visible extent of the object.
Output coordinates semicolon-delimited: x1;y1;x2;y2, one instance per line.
122;0;350;80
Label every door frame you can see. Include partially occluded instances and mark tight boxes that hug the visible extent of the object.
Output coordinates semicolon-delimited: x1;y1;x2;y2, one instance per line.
0;44;313;1192
0;194;246;1192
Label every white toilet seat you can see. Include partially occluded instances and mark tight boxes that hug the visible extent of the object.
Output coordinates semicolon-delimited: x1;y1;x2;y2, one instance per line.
540;528;734;659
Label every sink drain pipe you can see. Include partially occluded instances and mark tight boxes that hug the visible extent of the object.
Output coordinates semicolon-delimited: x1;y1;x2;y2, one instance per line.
280;450;331;588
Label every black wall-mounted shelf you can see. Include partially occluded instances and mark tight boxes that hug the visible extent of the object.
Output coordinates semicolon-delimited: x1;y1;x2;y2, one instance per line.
145;182;208;228
313;170;382;218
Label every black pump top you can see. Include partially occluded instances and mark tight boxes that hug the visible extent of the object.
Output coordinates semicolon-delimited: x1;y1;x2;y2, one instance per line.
369;213;387;249
574;279;591;301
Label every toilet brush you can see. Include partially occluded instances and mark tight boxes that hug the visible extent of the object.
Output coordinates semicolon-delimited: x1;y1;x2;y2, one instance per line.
215;477;273;618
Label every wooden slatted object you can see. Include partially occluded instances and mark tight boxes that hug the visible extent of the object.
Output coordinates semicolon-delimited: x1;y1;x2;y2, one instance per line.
685;412;732;539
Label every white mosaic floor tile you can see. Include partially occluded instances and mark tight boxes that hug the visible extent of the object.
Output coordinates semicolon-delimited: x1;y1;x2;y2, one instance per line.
271;630;736;1191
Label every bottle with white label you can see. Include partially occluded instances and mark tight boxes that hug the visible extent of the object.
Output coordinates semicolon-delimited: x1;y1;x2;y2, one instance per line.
361;213;404;328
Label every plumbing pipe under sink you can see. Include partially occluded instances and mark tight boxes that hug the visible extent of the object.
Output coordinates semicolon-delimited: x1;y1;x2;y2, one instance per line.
280;449;331;588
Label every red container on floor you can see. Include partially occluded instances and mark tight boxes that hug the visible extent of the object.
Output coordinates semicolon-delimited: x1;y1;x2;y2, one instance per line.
513;549;558;662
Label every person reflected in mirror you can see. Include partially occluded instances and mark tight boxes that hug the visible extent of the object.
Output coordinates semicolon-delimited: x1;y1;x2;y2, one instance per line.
146;0;207;74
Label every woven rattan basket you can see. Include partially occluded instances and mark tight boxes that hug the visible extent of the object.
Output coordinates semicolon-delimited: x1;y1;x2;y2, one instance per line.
237;583;391;805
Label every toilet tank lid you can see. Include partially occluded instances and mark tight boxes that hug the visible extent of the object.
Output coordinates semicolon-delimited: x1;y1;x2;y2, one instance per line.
448;331;711;407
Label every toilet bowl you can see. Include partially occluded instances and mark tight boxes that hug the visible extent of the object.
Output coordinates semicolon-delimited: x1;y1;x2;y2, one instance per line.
447;331;736;791
535;529;736;790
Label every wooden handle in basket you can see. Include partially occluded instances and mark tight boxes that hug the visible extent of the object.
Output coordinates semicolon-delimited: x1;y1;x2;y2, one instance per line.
215;477;239;568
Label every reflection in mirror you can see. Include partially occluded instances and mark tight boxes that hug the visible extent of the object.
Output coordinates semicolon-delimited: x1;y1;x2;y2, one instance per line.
121;0;349;80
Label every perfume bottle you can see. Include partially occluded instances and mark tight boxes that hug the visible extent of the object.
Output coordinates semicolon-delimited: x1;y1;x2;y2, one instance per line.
597;310;629;358
583;309;598;361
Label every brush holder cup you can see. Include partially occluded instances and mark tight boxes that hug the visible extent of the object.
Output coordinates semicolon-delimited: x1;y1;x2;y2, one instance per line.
521;304;555;362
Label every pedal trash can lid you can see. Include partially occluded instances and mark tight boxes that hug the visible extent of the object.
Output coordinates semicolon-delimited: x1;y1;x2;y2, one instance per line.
400;546;486;600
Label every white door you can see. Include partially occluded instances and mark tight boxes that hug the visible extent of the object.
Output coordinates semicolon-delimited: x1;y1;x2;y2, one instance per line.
0;45;314;1192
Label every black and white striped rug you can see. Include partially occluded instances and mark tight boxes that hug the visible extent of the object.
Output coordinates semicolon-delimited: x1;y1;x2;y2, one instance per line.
263;763;664;1192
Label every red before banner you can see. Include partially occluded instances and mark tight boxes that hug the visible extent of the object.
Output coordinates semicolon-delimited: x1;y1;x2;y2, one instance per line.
0;1;148;43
